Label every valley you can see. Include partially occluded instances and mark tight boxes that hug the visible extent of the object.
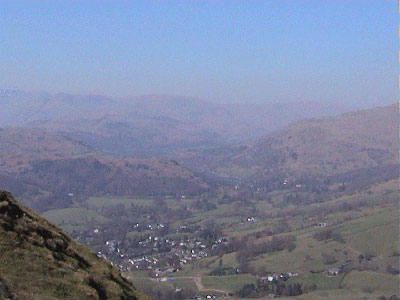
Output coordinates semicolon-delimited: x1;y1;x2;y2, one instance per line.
44;178;399;299
0;95;398;299
1;2;396;299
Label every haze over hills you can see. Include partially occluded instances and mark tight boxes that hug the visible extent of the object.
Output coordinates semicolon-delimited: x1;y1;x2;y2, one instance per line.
237;103;397;171
178;103;398;181
0;103;397;212
0;88;354;156
0;100;398;299
0;127;91;172
0;128;212;211
1;1;397;298
0;190;148;300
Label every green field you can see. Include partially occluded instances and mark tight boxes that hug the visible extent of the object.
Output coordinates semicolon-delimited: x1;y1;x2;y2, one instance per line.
43;180;399;299
43;207;109;232
87;196;154;208
202;274;257;291
337;207;398;257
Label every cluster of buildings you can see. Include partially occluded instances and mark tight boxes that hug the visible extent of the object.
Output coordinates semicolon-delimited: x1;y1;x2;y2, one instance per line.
97;236;211;271
259;271;299;283
75;224;228;273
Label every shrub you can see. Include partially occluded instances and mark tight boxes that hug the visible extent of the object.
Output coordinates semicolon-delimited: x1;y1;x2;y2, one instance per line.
313;228;333;241
386;264;399;275
236;283;256;298
362;286;375;293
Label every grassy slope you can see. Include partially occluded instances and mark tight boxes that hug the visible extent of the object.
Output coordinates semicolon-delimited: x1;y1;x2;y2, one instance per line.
0;127;90;173
221;103;398;178
43;207;110;233
178;181;399;298
0;127;212;211
0;191;149;300
43;179;399;299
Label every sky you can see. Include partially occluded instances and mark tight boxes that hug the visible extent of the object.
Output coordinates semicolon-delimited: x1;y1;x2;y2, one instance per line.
0;0;398;106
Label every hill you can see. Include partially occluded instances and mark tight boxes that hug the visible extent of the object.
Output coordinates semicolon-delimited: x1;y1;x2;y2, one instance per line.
0;128;212;211
198;103;399;192
124;179;399;299
236;103;398;173
0;89;353;155
0;127;91;173
0;190;148;300
2;103;394;299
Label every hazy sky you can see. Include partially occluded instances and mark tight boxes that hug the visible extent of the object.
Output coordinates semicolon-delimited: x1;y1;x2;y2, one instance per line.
0;0;397;106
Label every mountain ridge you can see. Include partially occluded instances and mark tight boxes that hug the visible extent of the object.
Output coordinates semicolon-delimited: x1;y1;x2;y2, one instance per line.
171;103;398;196
0;89;354;155
0;128;212;211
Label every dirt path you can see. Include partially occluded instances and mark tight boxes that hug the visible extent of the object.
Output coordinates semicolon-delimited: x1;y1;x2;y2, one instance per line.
177;276;231;298
133;275;232;298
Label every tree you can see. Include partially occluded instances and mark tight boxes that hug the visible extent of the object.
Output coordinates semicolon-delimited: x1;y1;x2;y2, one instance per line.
237;283;256;298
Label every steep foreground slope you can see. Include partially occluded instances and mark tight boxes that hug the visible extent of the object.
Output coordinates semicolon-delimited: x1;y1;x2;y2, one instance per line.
0;191;148;300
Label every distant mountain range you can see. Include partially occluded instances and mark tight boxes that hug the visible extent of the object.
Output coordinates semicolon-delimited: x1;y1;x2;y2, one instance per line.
0;89;396;212
0;190;148;300
0;89;354;156
0;91;398;300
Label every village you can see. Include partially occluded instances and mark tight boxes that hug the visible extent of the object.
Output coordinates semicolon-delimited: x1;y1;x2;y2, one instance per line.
64;175;398;300
71;220;317;299
72;221;229;274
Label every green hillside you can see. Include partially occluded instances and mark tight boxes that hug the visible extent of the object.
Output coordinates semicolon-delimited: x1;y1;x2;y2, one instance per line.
125;180;399;299
0;190;148;300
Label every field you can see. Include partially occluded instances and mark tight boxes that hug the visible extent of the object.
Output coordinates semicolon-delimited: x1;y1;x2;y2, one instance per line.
42;180;399;299
43;207;109;233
